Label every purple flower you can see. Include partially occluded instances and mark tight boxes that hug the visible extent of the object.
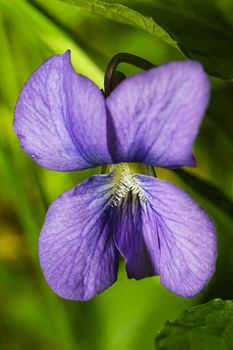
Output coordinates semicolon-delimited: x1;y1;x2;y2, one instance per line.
14;50;217;301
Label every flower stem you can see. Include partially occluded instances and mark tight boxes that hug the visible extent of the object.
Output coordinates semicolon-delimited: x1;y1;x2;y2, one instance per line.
104;52;155;97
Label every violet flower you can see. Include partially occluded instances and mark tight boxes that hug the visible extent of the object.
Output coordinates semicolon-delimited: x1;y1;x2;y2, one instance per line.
14;51;216;301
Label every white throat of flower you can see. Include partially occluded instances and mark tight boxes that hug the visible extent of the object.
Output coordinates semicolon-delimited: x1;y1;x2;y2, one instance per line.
110;163;146;207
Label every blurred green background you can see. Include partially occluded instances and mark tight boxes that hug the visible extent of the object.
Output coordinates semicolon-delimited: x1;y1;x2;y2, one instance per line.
0;1;233;349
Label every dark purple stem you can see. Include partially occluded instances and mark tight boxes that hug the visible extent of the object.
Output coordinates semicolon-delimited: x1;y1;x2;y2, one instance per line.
104;52;155;97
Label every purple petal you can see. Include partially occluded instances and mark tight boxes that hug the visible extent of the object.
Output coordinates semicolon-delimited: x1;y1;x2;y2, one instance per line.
106;61;210;168
136;175;217;297
14;51;111;171
112;194;158;279
39;174;118;301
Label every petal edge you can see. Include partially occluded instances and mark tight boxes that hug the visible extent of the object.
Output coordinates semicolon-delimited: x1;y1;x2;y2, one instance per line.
39;174;118;301
106;61;210;168
14;51;111;171
136;175;217;297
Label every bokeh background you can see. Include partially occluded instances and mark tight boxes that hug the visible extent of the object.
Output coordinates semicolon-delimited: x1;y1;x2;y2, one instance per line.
0;1;233;349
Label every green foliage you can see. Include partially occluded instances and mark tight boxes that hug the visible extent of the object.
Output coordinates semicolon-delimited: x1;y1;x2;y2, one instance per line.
175;169;233;221
59;0;233;78
155;299;233;350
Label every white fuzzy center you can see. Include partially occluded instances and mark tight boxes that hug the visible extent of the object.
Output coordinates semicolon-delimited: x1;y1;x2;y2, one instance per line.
110;163;146;207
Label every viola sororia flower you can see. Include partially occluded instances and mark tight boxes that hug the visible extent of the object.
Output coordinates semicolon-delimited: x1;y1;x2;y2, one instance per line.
13;50;217;301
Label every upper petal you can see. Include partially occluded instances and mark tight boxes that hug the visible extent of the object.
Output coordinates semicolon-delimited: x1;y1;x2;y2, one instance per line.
39;174;118;301
106;61;210;168
136;175;217;297
14;51;111;171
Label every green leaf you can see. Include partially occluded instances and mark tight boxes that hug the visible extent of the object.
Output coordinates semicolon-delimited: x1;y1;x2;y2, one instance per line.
215;0;233;25
155;299;233;350
57;0;233;79
174;169;233;220
0;0;103;86
173;169;233;300
57;0;177;47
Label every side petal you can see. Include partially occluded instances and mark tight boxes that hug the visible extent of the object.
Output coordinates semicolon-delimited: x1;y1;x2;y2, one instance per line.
112;194;159;279
39;174;118;301
136;175;217;297
106;61;210;168
14;51;111;171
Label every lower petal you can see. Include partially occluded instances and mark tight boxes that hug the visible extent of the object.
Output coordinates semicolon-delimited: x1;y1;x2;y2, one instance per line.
112;193;159;279
136;175;217;297
39;174;119;301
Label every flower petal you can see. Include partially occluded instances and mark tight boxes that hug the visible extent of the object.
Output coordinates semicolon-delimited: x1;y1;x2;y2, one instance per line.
39;174;118;301
106;61;210;168
112;194;159;279
136;175;217;297
14;51;111;171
